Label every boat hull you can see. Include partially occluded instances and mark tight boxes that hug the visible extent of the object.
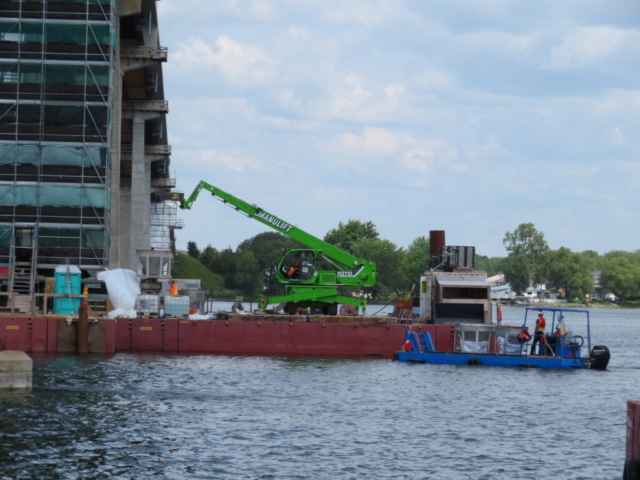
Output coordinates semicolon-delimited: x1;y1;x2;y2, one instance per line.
396;351;589;369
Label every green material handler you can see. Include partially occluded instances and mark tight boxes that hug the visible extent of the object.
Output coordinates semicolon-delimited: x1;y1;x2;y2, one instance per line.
179;181;377;315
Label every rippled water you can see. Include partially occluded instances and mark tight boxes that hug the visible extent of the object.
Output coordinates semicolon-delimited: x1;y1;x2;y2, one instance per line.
1;306;639;479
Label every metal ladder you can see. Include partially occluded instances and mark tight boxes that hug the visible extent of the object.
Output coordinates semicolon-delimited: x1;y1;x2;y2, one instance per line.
8;230;37;314
11;262;32;295
412;332;434;353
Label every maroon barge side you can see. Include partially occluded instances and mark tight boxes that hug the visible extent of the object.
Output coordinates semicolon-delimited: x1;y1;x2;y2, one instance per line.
0;314;456;358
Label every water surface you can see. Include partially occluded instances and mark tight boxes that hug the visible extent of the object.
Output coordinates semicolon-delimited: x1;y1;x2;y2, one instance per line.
1;306;638;479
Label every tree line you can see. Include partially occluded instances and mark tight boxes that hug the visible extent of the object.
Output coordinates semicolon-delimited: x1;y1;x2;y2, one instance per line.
179;220;640;303
500;223;640;302
182;220;430;301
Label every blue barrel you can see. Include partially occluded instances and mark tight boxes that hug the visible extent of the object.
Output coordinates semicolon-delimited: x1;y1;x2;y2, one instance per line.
53;265;82;314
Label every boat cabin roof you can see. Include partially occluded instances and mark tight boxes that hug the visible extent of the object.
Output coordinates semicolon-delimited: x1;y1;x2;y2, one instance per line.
522;307;591;332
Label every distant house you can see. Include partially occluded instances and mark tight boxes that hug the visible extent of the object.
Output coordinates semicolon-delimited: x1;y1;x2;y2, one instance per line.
487;273;506;286
525;286;546;299
591;271;603;300
491;283;559;302
491;283;515;300
590;271;616;301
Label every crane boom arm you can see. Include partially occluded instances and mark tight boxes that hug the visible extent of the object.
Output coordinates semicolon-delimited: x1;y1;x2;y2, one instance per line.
180;181;371;270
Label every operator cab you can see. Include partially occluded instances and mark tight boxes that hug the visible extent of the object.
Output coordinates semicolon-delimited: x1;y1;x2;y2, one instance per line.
280;250;316;281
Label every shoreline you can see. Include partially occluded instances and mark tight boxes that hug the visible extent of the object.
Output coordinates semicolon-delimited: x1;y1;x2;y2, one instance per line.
492;301;633;309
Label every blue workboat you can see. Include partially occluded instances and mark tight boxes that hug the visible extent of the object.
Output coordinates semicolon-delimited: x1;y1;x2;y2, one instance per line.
394;307;610;369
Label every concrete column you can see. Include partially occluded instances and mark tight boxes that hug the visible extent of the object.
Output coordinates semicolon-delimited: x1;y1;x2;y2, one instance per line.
119;186;132;269
110;15;123;269
129;115;150;271
0;351;32;390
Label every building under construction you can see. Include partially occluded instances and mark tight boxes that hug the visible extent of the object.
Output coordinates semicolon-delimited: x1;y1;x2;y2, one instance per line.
0;0;179;312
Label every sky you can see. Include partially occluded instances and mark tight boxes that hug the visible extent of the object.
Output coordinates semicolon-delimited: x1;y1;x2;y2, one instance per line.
157;0;640;258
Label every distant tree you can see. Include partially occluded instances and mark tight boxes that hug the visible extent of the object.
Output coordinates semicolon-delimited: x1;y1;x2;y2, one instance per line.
199;245;217;271
352;238;404;299
324;220;378;253
172;251;224;295
579;250;601;271
186;240;200;260
503;223;549;295
605;250;640;267
209;247;238;289
544;247;594;300
234;251;263;298
401;236;430;290
475;255;507;277
237;232;304;295
599;257;640;302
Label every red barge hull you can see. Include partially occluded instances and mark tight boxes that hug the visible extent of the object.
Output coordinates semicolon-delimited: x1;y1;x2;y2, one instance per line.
0;315;456;358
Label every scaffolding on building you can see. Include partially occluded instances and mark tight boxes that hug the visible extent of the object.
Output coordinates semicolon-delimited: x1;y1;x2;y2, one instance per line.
0;0;115;311
150;200;182;251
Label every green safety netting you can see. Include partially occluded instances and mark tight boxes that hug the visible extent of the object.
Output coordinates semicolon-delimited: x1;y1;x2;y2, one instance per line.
0;227;12;246
0;22;19;43
46;24;111;45
0;104;40;124
43;105;108;126
0;104;17;123
0;104;108;126
0;22;40;43
38;227;105;249
23;0;112;4
0;62;18;83
0;63;109;86
0;21;112;45
20;63;41;84
0;185;108;207
0;145;107;166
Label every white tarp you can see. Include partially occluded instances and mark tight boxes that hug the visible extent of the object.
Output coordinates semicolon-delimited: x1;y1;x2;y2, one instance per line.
498;337;522;354
97;269;140;319
463;340;488;353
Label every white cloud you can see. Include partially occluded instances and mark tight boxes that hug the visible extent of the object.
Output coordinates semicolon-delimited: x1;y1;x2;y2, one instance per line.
592;89;640;117
611;127;625;146
172;36;275;84
458;31;539;55
285;26;311;41
330;127;448;174
545;26;640;70
334;127;411;155
158;0;280;21
316;0;407;27
169;96;294;138
441;0;520;18
400;149;432;172
410;69;457;92
196;150;262;173
464;139;512;160
309;75;413;122
617;161;640;188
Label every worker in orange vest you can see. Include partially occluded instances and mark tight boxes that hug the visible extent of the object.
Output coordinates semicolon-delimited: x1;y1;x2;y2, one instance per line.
517;327;531;344
287;253;301;279
168;277;178;296
530;311;546;355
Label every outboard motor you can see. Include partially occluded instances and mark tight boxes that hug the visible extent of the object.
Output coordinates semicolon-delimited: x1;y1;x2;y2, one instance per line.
590;345;610;370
